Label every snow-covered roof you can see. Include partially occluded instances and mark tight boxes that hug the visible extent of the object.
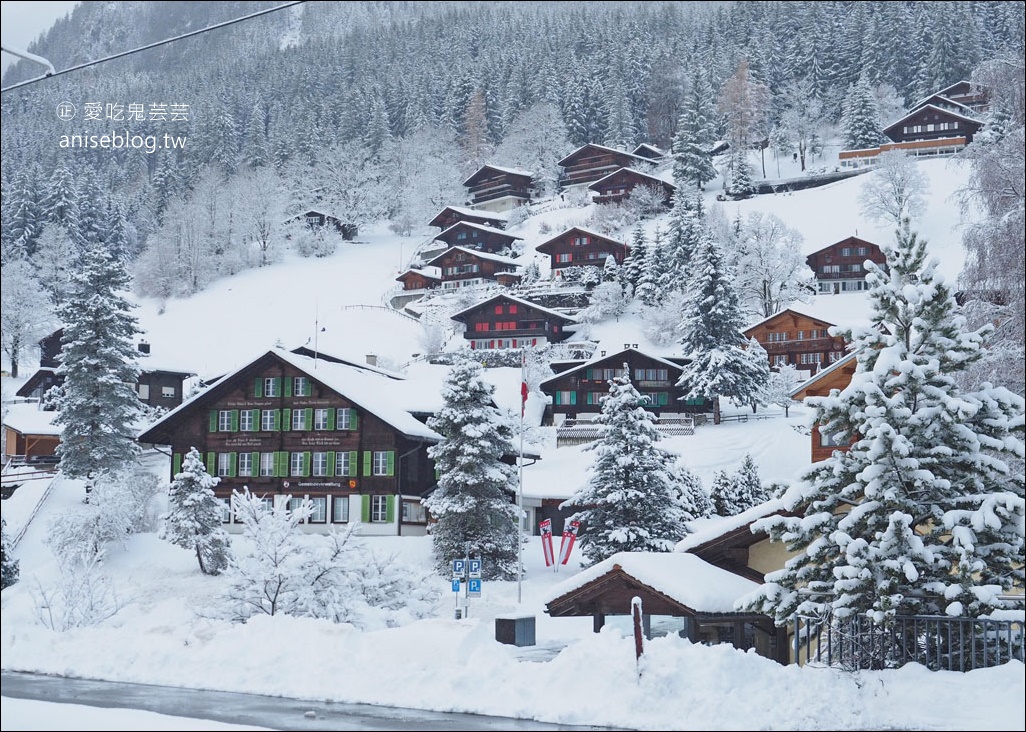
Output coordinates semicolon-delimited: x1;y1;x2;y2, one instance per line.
423;247;521;267
883;103;983;132
674;498;790;553
588;167;675;190
449;293;579;323
1;402;61;436
431;205;508;223
437;220;522;241
537;226;626;250
397;266;441;280
539;347;685;386
788;350;858;399
462;164;535;185
557;143;652;167
542;551;760;614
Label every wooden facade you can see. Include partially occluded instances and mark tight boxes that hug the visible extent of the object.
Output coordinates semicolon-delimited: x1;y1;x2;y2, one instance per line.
540;347;705;424
423;247;520;290
631;143;668;161
450;293;577;351
395;267;441;292
290;209;358;240
535;226;630;272
557;144;653;188
931;80;990;114
2;404;61;464
428;205;507;231
136;349;441;536
805;236;887;294
882;104;983;145
462;164;535;212
588;168;675;206
743;308;846;375
791;351;858;463
433;221;522;255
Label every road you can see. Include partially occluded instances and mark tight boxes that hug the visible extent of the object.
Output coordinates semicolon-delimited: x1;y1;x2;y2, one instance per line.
1;671;625;731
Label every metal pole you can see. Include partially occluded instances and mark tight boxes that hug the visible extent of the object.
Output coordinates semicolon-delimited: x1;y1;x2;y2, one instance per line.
517;348;525;604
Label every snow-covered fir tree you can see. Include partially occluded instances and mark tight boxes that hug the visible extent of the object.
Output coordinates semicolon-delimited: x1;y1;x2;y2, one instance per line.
709;469;736;517
742;221;1026;627
732;453;769;509
159;447;232;576
670;464;713;523
53;240;143;486
423;350;521;581
561;366;692;565
840;74;882;150
727;152;754;198
1;517;18;590
663;190;704;293
671;68;719;191
676;232;770;421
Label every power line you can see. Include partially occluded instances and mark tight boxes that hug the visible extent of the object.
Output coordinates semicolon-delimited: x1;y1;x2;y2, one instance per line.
1;1;306;95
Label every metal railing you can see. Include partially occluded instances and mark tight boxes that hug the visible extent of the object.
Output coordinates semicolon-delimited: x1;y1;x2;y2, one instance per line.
556;416;695;446
793;611;1025;672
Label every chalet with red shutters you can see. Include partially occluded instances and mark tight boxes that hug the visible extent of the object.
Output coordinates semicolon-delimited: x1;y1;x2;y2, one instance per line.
423;246;520;290
588;168;676;206
806;236;886;294
557;144;655;189
396;266;441;292
450;293;578;351
742;308;847;376
791;351;858;462
136;348;443;536
428;205;508;232
462;164;535;212
535;227;630;273
433;221;522;255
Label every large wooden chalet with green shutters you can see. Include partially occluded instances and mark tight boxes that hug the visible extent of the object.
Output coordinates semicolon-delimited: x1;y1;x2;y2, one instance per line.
137;348;442;536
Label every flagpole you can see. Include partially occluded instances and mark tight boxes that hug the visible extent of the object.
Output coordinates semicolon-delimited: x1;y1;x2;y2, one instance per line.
517;347;525;605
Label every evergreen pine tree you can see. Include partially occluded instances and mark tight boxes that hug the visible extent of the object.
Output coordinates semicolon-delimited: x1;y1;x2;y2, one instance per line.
622;225;647;295
53;240;143;487
841;74;882;150
732;453;769;509
743;222;1025;626
635;227;664;307
663;190;704;293
671;464;712;522
727;152;754;198
672;68;719;191
160;447;232;576
709;469;737;517
561;365;693;565
423;351;520;581
1;517;19;590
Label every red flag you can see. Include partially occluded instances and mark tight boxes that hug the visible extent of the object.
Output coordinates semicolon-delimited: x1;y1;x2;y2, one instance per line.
539;519;554;567
558;520;580;566
521;381;528;416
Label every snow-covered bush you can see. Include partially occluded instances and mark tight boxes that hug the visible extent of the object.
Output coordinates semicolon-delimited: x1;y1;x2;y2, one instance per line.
32;557;124;631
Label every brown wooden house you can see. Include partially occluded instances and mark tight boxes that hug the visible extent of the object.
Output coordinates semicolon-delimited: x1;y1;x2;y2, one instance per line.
927;80;989;115
288;209;358;240
396;266;441;292
805;236;887;294
790;351;858;463
882;104;983;146
136;348;442;536
588;168;675;206
422;246;520;291
433;221;522;255
631;143;668;161
2;403;61;465
540;346;704;424
535;226;630;273
557;144;654;189
462;164;535;212
450;293;578;351
428;205;508;232
742;308;847;375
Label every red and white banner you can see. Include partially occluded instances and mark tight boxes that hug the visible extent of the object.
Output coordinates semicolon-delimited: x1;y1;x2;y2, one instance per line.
539;519;554;567
558;520;580;566
521;381;529;416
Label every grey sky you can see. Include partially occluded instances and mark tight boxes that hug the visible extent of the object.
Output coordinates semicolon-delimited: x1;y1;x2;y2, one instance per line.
1;1;80;76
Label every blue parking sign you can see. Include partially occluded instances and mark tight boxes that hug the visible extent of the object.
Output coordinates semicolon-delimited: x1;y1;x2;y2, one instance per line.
468;578;482;597
452;559;465;577
451;579;461;592
468;559;482;578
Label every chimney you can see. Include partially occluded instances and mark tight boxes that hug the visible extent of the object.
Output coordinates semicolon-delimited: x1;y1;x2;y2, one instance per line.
138;341;151;354
366;354;377;366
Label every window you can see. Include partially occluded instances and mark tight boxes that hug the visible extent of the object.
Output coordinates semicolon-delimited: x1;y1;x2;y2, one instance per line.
259;452;276;477
161;386;175;399
240;409;256;431
312;451;329;477
773;355;789;366
828;351;842;363
291;452;306;477
494;304;504;314
292;408;306;431
372;451;390;476
332;496;350;523
370;495;389;523
800;353;823;365
572;235;589;246
220;498;231;524
402;500;427;523
293;377;310;396
556;253;572;263
308;496;327;523
238;452;254;477
261;409;277;431
856;247;868;256
336;408;356;431
554;390;576;405
796;330;805;340
819;426;844;447
218;410;233;431
841;247;852;256
263;377;278;397
217;453;232;477
314;408;330;430
138;384;150;400
335;451;351;476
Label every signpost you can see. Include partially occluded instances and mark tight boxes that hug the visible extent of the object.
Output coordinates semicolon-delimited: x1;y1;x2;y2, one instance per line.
451;552;484;618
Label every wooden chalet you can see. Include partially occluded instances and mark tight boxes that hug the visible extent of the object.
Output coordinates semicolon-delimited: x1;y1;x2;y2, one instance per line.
631;143;668;162
462;164;535;212
539;346;705;424
535;226;630;273
742;308;846;375
791;351;858;463
396;266;441;292
422;246;520;291
2;403;61;465
288;209;358;240
588;167;675;206
136;348;443;536
930;80;990;115
882;104;983;146
433;221;522;255
805;236;887;294
450;293;578;351
428;205;508;232
557;144;655;189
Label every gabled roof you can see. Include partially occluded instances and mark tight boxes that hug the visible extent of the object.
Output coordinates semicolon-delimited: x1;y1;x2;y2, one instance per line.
805;235;882;260
906;93;976;117
137;349;442;443
449;293;579;324
789;350;858;400
882;103;983;134
15;367;57;398
539;347;682;386
557;143;652;168
428;205;508;229
1;402;61;437
462;164;534;187
436;220;522;243
423;246;521;268
396;266;442;282
742;307;837;336
632;143;668;158
535;226;626;254
587;166;676;191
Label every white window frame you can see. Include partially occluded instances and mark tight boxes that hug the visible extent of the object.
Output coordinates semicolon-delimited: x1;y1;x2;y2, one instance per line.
372;451;389;476
161;386;175;398
261;409;276;431
263;377;278;397
218;410;233;431
259;452;275;477
312;451;329;477
291;409;306;431
308;496;327;523
290;452;305;477
370;495;389;522
314;408;330;430
332;495;350;523
238;452;253;477
335;451;350;476
240;409;255;431
217;453;232;477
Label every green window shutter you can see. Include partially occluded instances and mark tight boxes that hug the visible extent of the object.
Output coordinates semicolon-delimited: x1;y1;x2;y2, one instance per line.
585;368;593;379
386;495;395;523
361;495;371;523
276;451;288;478
570;392;577;405
326;409;336;430
282;408;292;431
363;451;372;476
251;452;260;474
284;377;293;397
172;453;182;476
304;409;313;430
303;451;311;477
254;378;263;398
230;410;239;431
349;451;358;476
206;452;216;474
273;409;281;431
273;377;281;396
326;451;336;477
386;451;395;477
228;453;237;477
209;410;218;432
349;410;358;430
